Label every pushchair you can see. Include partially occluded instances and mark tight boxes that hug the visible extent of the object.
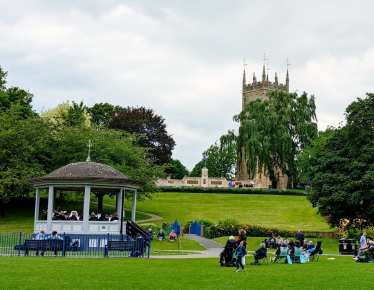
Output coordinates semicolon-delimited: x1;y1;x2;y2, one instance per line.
219;246;237;267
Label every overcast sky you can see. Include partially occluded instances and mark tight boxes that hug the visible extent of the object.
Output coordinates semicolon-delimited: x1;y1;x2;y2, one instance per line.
1;1;374;170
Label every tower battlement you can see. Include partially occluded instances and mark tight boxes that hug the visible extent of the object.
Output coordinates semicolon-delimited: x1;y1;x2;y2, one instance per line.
242;65;289;110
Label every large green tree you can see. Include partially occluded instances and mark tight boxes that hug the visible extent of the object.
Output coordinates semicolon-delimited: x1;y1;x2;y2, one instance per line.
234;90;318;189
108;106;175;166
0;65;36;119
308;93;374;227
87;103;122;126
0;105;53;216
165;159;189;179
189;131;237;178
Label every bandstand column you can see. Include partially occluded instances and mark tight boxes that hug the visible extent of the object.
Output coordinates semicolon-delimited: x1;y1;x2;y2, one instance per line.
82;185;91;234
116;190;122;215
46;185;54;232
131;189;137;222
34;188;41;232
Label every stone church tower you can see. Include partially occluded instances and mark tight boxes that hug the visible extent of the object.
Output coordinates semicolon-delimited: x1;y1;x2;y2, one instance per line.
236;64;289;189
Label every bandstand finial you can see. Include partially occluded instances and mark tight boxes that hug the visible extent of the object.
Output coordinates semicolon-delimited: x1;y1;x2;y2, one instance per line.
86;139;92;162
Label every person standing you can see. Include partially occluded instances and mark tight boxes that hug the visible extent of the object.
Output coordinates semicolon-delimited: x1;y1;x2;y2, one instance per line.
236;229;247;247
235;240;247;272
295;229;304;245
360;232;367;247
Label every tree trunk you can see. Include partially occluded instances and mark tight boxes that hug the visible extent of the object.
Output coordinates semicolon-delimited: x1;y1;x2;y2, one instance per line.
286;174;293;189
98;195;103;214
0;201;5;218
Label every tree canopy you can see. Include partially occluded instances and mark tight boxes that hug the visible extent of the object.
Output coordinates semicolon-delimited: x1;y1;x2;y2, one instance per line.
165;159;189;179
87;102;122;126
108;106;175;166
189;131;237;179
0;65;36;119
308;93;374;227
234;90;318;188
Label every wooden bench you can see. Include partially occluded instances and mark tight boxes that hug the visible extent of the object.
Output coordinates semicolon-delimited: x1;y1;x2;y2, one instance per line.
24;239;64;256
105;239;146;257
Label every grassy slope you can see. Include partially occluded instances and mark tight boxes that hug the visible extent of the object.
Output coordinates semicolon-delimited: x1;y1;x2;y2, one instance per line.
214;236;341;255
0;198;150;234
0;256;368;289
103;192;333;231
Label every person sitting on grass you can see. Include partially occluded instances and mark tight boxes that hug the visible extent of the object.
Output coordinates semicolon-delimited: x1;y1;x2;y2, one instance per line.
284;237;289;245
271;241;287;263
287;240;295;251
276;235;283;246
253;243;267;265
305;241;314;251
290;240;301;256
262;238;270;248
169;230;177;242
268;235;277;248
235;240;247;272
157;229;165;241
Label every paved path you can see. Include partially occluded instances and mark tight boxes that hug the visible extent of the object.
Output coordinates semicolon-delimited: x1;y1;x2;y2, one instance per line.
90;201;163;223
150;234;224;259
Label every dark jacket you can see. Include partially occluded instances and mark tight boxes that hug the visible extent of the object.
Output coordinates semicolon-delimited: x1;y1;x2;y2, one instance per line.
236;235;247;247
89;216;98;221
255;247;267;258
295;232;304;244
225;239;236;249
235;245;247;256
157;232;165;239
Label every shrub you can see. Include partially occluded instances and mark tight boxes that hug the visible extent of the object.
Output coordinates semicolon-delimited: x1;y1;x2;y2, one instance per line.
204;219;296;239
183;219;214;234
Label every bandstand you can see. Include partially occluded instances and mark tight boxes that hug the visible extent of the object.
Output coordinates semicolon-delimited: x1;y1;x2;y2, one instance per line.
29;161;145;235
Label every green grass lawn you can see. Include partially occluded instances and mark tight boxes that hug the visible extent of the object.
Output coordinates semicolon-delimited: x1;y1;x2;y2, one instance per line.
150;236;206;251
0;256;369;289
0;198;150;233
103;192;334;231
214;237;341;255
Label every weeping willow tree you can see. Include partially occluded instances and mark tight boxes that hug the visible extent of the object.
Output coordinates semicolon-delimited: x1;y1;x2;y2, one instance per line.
234;90;318;189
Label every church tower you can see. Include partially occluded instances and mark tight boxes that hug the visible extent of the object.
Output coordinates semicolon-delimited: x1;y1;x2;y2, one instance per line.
236;58;290;188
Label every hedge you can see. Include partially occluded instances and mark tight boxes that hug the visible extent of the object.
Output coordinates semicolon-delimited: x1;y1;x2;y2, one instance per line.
204;219;296;239
158;186;306;196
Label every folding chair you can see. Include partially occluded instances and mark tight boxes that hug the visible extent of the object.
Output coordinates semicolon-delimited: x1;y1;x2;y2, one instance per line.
273;247;288;264
309;241;322;262
292;247;303;263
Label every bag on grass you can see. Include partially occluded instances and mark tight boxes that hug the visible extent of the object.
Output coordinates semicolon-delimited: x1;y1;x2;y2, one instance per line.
242;256;246;265
287;255;293;264
300;255;306;264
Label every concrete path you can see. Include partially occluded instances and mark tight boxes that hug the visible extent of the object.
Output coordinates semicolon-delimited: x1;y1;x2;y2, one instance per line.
150;234;224;259
90;201;163;223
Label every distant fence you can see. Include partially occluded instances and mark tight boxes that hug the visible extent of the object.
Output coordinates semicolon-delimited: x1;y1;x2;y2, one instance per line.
0;232;151;258
304;231;339;239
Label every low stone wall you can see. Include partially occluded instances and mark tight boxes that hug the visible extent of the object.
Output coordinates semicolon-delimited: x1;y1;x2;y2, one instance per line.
156;176;230;188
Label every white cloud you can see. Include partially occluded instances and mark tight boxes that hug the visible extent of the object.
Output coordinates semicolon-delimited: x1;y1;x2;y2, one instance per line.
1;1;374;170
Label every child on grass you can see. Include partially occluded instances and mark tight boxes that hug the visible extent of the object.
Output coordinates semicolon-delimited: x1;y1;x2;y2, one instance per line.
235;240;247;272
